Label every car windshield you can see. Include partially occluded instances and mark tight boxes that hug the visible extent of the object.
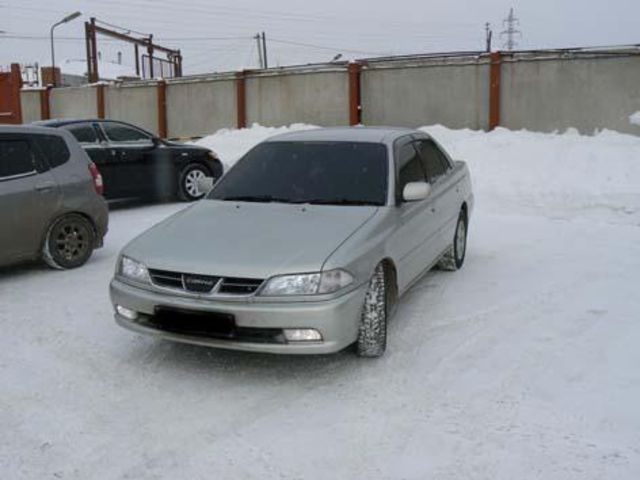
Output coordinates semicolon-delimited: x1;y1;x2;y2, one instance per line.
208;141;388;206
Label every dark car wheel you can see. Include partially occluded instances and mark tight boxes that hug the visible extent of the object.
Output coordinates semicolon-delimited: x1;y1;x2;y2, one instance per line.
42;214;96;269
178;163;211;201
356;263;388;358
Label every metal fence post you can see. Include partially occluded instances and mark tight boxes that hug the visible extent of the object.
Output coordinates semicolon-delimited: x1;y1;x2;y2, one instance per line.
40;86;51;120
157;79;167;138
488;52;502;130
236;71;247;129
96;83;105;119
348;62;362;125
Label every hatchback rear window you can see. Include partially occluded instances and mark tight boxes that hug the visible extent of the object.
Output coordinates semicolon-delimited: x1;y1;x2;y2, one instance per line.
33;135;70;169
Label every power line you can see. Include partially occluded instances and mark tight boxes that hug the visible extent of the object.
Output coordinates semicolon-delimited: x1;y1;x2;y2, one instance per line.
269;38;391;56
500;7;522;51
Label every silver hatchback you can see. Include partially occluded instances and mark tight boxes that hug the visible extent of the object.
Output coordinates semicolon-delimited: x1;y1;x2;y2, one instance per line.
0;125;108;269
111;127;473;357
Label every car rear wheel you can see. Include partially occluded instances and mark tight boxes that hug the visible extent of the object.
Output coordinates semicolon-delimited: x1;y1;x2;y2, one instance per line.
356;263;388;357
438;208;468;271
178;163;211;201
42;214;96;269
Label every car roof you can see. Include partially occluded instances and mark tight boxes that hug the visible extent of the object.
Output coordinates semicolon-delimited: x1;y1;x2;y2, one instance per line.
0;124;66;135
265;126;424;143
34;118;112;127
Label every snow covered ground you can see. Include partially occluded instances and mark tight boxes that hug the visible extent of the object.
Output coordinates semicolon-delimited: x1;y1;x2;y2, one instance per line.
1;125;639;479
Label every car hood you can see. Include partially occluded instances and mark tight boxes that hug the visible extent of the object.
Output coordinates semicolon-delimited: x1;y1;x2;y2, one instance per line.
123;200;379;279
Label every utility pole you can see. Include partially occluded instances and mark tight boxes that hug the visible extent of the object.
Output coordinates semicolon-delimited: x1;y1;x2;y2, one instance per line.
500;8;521;51
485;22;492;52
261;31;268;69
255;33;264;68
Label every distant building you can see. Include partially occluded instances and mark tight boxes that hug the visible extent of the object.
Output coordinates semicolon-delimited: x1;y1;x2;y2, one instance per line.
59;59;139;85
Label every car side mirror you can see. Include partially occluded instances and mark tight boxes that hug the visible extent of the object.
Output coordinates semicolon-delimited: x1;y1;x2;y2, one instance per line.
402;181;431;202
196;176;215;195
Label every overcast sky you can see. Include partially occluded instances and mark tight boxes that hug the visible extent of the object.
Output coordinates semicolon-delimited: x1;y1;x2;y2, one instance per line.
1;0;638;76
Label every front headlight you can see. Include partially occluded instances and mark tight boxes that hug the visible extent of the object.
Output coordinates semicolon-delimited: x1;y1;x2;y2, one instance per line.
119;256;150;284
260;269;354;296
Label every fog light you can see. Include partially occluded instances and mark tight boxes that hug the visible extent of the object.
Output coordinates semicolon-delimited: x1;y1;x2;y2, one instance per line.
283;329;322;342
116;305;138;321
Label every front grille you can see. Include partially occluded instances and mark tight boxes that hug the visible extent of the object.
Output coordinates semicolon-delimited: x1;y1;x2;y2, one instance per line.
219;277;264;295
148;268;263;296
148;269;182;289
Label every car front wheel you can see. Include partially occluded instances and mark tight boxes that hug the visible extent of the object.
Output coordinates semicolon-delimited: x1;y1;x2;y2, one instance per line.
356;263;388;357
178;163;211;201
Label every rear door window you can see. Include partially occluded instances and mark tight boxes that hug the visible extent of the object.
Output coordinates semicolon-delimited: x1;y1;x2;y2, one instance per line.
0;139;37;178
102;123;151;143
415;140;450;182
33;135;70;169
65;123;99;144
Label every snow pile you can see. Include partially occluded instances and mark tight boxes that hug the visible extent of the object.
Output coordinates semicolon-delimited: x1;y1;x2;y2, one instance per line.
630;111;640;127
421;125;640;222
194;123;317;169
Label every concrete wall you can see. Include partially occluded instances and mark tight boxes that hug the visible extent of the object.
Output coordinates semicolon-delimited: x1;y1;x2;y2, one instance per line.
105;84;158;134
166;78;236;138
25;50;640;137
361;59;490;130
20;89;41;123
501;54;640;135
246;70;349;126
49;86;97;119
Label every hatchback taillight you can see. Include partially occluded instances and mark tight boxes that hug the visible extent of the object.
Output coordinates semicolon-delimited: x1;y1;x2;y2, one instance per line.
88;162;104;196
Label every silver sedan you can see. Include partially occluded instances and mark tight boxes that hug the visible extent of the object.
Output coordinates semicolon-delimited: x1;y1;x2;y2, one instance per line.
110;127;473;357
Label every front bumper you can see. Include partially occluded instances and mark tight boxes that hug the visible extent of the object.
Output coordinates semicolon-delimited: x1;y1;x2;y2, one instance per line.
109;278;367;354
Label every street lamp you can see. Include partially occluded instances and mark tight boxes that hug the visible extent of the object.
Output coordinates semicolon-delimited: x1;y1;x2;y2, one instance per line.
50;11;81;86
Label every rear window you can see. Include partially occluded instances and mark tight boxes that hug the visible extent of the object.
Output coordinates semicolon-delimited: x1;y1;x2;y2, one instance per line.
33;135;70;169
0;139;36;178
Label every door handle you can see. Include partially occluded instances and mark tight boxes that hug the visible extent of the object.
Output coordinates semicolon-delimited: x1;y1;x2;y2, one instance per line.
35;181;55;192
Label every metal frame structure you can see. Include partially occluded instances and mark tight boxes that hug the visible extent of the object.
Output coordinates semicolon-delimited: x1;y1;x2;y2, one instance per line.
85;18;182;82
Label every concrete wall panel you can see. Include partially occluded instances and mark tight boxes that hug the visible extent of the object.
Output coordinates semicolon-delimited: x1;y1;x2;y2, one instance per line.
20;90;41;123
500;56;640;135
246;71;348;127
49;86;97;119
166;79;236;138
105;85;158;134
361;62;490;130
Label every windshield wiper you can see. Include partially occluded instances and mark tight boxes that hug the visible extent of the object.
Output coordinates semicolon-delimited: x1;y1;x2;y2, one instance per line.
220;195;293;203
298;198;377;206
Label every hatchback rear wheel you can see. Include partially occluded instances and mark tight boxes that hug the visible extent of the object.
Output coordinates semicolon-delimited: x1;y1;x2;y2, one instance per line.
43;214;96;269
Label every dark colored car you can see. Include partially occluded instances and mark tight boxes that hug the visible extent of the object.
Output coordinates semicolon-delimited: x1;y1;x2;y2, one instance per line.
35;119;223;202
0;125;108;269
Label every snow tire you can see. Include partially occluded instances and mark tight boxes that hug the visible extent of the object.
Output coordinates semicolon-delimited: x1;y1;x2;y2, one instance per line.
357;263;388;358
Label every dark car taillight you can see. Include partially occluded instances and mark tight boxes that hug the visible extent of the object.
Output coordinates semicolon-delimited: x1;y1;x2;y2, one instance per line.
88;162;104;195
